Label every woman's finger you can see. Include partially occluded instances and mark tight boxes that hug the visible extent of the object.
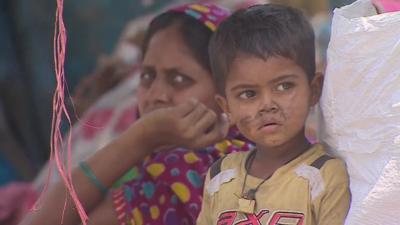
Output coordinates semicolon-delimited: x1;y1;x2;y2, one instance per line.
182;103;208;124
191;113;229;148
190;110;218;134
173;98;199;117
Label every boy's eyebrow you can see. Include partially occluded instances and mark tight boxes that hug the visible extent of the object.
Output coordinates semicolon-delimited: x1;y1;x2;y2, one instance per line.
230;74;299;92
268;74;299;83
230;84;258;92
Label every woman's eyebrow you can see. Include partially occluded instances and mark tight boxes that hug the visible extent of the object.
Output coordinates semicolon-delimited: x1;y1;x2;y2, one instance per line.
164;68;191;77
141;65;156;74
164;68;180;75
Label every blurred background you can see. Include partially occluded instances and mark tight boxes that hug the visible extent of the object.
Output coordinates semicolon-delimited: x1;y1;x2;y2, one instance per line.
0;0;355;186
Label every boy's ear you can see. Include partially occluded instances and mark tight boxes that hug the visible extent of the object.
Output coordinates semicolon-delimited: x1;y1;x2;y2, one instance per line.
310;72;324;106
215;94;234;126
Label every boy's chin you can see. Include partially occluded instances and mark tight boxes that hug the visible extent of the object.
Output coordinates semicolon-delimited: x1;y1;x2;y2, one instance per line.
253;133;305;148
249;128;310;150
252;136;287;149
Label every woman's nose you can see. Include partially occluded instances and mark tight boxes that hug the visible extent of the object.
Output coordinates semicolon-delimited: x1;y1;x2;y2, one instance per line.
146;78;172;104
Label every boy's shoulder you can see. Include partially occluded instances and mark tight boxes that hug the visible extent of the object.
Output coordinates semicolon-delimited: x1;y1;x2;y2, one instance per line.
210;150;253;173
318;154;349;188
205;151;252;196
207;144;349;186
297;144;349;189
207;150;250;178
302;144;345;167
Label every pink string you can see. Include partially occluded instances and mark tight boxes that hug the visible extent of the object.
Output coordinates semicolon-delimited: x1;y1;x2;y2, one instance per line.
51;0;88;224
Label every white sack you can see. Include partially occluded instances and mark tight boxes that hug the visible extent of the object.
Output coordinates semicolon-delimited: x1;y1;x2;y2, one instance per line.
318;0;400;224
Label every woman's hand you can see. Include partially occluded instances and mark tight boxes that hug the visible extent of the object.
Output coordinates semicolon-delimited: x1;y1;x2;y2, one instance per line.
133;98;229;151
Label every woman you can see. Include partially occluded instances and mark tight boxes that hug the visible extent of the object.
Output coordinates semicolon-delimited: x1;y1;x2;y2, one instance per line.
20;3;251;225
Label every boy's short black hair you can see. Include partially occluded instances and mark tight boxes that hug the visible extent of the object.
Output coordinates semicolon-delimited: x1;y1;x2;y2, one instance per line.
209;4;316;93
142;12;213;73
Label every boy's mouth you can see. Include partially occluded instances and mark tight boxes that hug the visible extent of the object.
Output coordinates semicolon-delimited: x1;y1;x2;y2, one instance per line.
257;119;281;132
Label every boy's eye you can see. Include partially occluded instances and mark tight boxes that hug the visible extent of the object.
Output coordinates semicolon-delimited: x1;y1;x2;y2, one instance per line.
276;82;294;91
238;90;256;99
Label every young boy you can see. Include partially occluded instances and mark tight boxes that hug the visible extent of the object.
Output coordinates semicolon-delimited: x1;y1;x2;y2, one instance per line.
197;4;350;225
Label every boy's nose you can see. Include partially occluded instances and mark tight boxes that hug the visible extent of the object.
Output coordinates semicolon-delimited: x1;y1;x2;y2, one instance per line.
257;94;279;115
258;103;279;115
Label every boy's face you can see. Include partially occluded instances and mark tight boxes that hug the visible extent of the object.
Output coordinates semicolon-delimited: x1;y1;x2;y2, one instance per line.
216;54;322;149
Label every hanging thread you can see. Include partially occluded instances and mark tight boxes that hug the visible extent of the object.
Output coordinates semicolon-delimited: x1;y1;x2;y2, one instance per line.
50;0;88;224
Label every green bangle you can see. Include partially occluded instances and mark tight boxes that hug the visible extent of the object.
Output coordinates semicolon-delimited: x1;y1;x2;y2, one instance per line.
79;162;108;194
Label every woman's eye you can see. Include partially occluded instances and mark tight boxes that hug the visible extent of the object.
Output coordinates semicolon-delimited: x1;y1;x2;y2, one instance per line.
140;73;152;80
276;82;294;91
238;90;256;99
170;74;193;87
173;74;185;83
139;72;154;87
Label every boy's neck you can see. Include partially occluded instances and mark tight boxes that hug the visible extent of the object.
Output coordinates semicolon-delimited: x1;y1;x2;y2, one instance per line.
249;132;311;179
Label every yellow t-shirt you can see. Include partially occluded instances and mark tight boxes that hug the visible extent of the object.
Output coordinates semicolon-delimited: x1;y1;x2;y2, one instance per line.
197;144;350;225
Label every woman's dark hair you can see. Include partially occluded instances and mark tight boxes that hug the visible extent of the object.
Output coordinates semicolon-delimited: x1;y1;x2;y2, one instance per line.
142;11;213;72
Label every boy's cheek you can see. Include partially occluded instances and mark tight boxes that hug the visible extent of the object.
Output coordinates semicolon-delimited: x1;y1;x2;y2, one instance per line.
234;110;257;133
237;114;253;127
232;103;256;121
279;90;310;119
236;117;253;138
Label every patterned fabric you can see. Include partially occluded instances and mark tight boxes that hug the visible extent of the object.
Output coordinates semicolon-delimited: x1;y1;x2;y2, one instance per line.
170;2;230;31
112;130;253;225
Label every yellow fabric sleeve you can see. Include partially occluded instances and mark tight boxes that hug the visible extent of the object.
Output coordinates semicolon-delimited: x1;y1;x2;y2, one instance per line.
196;170;212;225
314;160;351;225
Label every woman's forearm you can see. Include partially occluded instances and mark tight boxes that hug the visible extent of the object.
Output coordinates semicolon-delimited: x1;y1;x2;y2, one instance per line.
20;122;151;225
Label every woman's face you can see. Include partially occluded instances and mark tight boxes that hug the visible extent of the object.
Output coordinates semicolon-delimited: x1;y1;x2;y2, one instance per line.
137;25;219;116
